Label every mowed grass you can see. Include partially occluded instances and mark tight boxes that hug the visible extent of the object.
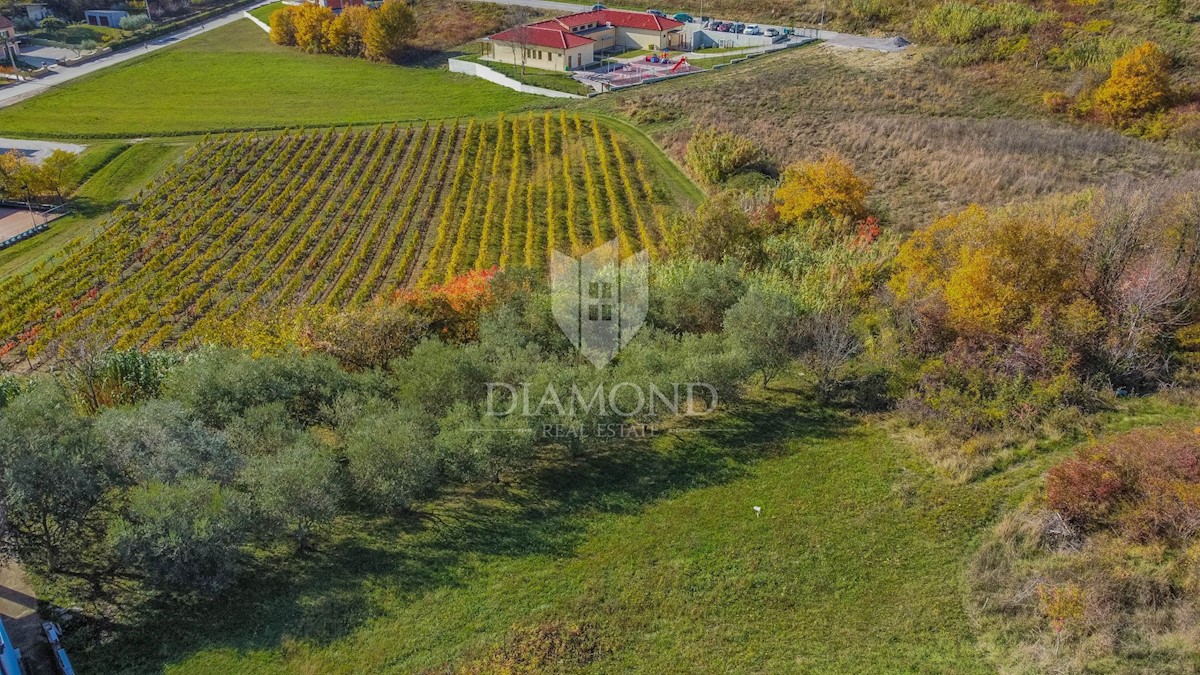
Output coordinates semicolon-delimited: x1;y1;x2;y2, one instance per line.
248;1;283;24
79;387;997;673
0;20;541;138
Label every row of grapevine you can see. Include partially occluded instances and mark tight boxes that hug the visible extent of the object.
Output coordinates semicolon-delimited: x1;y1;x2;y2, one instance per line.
0;115;677;368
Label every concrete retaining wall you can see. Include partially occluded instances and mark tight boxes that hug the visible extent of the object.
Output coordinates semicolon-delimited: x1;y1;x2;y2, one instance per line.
244;11;270;32
448;58;585;99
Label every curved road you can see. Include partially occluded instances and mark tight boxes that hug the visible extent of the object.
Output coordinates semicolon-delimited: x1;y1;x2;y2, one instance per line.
0;0;272;109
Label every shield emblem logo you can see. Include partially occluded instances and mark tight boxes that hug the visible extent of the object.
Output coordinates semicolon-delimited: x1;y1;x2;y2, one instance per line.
550;239;649;368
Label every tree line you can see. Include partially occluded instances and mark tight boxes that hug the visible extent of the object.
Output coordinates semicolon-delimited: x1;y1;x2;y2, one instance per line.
269;0;417;62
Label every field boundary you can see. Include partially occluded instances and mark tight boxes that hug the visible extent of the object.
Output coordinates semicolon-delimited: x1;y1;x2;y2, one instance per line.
244;12;270;32
448;57;586;100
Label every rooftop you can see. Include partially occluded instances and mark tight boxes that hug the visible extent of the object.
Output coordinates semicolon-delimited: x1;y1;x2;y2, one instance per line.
488;24;596;50
488;9;684;49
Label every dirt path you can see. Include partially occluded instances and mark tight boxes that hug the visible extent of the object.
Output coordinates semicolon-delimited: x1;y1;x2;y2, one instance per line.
0;562;51;673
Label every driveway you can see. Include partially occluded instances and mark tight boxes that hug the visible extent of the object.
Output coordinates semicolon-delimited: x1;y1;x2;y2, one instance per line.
0;0;273;110
15;45;76;68
0;137;84;161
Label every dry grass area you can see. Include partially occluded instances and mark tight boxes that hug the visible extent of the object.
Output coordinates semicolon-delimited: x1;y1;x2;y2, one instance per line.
403;1;550;63
589;45;1200;229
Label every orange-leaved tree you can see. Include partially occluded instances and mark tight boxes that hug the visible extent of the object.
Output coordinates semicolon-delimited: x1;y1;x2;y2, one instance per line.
397;267;498;342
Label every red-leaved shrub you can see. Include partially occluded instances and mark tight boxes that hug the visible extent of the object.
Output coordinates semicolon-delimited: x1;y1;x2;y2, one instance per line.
1046;428;1200;543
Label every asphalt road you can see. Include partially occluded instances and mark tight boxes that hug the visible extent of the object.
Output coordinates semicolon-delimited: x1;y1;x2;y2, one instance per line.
0;0;273;110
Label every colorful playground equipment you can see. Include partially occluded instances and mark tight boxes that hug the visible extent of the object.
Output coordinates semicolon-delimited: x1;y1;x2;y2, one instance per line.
642;52;690;72
0;618;22;675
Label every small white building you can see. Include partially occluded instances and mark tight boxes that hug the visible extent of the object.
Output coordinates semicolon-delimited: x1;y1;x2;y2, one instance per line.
20;3;52;22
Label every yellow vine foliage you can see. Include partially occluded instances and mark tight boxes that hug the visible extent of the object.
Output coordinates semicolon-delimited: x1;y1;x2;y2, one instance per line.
775;153;872;225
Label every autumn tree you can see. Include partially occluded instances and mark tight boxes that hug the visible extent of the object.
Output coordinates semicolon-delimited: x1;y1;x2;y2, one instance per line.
268;5;297;46
326;4;372;57
37;149;80;201
891;204;1089;335
291;3;335;53
1091;41;1174;128
305;300;431;371
364;0;417;63
775;153;872;230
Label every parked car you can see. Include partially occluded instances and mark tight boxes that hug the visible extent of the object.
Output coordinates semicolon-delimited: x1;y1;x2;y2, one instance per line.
744;24;761;35
672;12;693;22
591;3;606;8
764;27;779;37
647;8;666;17
715;22;729;31
731;22;745;33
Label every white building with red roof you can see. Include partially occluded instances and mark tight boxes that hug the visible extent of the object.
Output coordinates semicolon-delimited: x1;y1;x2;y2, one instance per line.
482;9;685;72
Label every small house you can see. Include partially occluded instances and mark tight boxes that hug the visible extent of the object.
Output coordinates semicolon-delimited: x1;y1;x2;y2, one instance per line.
19;3;51;22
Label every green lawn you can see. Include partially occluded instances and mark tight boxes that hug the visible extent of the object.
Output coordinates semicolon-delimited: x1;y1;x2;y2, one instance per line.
76;386;999;673
0;141;185;279
467;56;593;96
0;20;542;138
248;1;283;25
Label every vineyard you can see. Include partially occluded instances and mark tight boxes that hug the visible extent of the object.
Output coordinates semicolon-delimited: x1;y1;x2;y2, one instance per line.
0;114;680;368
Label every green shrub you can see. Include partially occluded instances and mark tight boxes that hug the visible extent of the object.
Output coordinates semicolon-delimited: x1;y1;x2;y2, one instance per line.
684;128;764;185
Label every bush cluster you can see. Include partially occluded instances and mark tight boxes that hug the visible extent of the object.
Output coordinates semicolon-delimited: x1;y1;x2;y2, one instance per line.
0;268;758;609
270;0;416;62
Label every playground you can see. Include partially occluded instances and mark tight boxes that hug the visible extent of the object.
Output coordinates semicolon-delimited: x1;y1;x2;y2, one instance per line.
578;51;703;90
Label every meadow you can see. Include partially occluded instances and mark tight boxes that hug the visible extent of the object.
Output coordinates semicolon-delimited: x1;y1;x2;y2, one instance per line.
66;385;997;673
0;21;541;138
0;115;686;366
591;43;1200;228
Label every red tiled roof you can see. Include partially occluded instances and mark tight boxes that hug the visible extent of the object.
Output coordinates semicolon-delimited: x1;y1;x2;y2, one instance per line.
541;9;684;32
489;25;594;49
489;9;682;49
0;16;13;29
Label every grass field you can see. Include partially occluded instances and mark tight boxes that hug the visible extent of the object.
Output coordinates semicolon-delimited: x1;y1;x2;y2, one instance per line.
248;1;283;24
0;20;541;138
0;115;688;366
71;384;1195;674
462;54;593;96
71;386;998;673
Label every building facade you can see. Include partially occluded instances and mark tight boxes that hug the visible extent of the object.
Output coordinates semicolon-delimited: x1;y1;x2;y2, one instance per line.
483;9;684;72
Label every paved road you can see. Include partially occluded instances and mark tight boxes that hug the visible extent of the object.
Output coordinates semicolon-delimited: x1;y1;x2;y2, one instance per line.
0;1;272;110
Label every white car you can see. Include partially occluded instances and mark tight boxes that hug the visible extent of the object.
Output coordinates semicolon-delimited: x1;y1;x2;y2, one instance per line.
744;24;762;35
